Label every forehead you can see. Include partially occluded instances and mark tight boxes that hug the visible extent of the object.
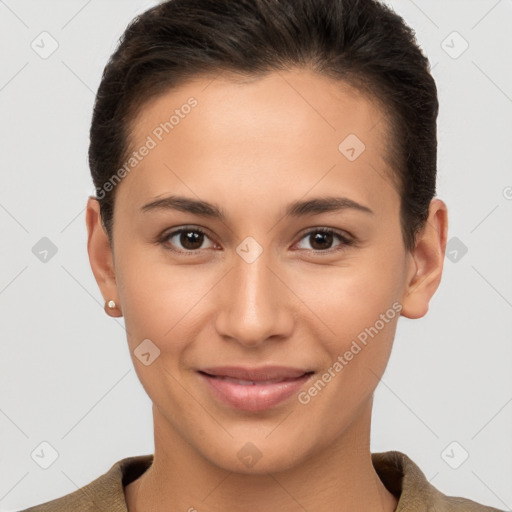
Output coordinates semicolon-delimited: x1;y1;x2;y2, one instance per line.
119;68;398;217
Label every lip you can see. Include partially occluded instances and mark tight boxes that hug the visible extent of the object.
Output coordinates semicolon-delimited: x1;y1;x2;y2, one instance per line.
198;366;314;412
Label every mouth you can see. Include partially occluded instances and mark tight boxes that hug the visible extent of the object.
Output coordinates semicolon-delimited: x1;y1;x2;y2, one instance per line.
197;366;314;411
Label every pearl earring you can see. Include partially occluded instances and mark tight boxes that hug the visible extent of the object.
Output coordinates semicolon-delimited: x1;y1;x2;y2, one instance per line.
107;300;116;309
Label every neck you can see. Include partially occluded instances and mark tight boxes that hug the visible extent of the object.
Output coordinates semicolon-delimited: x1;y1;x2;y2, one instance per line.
125;399;398;512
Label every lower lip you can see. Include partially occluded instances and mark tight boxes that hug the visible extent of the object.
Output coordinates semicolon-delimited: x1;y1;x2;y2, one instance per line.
198;372;313;412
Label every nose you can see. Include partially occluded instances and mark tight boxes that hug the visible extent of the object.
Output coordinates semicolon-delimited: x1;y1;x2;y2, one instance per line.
214;244;294;348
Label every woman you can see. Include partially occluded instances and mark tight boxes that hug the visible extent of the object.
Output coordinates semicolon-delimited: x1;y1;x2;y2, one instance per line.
20;0;505;510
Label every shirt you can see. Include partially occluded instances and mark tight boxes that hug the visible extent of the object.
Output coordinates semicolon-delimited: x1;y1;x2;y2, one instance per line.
19;450;505;511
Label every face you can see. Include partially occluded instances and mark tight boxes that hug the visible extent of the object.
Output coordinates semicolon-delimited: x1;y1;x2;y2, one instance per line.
87;68;446;474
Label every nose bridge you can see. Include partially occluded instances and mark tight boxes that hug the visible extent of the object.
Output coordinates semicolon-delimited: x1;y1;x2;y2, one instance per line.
214;239;293;345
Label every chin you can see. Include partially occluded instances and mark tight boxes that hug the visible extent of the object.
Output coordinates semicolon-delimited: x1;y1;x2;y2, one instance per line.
220;450;304;476
197;434;314;476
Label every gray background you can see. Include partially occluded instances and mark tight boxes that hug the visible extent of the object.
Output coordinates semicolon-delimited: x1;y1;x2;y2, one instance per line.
1;0;511;510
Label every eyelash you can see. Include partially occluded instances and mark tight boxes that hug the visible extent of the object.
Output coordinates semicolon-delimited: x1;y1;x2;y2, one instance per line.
157;225;355;256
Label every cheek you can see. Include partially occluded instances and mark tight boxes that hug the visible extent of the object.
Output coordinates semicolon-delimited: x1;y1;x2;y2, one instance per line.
293;254;403;338
331;252;404;384
300;270;401;416
288;250;405;388
115;249;212;354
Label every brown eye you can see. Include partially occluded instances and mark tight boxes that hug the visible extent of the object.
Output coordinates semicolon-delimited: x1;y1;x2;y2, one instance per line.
178;230;204;250
161;227;215;252
296;228;354;252
309;231;334;250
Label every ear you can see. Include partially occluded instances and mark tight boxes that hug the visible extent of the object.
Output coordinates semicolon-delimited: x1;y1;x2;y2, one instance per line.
400;198;448;319
86;196;122;317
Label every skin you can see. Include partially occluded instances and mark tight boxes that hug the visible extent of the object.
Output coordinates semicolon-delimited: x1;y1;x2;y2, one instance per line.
86;68;448;512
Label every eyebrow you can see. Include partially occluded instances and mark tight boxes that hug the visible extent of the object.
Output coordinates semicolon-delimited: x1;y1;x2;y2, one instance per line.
140;195;374;220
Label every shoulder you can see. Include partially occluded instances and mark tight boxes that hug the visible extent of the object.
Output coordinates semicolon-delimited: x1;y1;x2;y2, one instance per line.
372;450;506;512
18;454;153;512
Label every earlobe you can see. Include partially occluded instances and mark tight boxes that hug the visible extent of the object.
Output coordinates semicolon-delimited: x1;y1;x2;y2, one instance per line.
400;198;448;319
86;196;121;316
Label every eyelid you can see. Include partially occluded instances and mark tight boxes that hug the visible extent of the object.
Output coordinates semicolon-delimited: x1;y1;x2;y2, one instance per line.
297;226;353;242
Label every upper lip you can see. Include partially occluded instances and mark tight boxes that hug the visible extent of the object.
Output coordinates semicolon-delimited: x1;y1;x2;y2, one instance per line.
199;366;312;381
